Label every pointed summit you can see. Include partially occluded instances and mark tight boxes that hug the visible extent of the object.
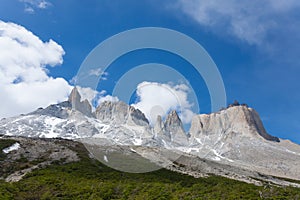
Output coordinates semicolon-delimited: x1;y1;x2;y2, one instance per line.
68;87;92;117
164;110;188;145
68;87;81;107
164;110;182;127
128;106;149;126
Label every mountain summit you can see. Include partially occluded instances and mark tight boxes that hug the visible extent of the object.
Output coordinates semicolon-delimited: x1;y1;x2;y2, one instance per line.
190;105;279;142
68;87;93;117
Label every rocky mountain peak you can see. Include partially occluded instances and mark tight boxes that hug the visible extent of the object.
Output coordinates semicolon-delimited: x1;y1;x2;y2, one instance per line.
68;87;81;104
190;104;279;142
95;101;126;123
95;101;149;126
164;110;188;145
240;106;279;142
164;110;182;127
128;106;149;126
68;87;93;117
225;105;279;142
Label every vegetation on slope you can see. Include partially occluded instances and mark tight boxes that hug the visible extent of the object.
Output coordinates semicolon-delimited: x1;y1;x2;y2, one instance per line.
0;139;299;199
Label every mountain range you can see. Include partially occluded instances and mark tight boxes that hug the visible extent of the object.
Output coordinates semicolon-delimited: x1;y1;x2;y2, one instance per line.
1;87;300;186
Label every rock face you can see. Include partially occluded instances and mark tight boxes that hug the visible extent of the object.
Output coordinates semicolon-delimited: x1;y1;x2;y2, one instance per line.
152;111;189;146
93;101;154;145
154;115;164;136
95;101;149;127
128;106;149;127
1;88;300;183
189;105;279;142
188;105;300;181
30;101;71;119
164;111;188;145
68;87;93;117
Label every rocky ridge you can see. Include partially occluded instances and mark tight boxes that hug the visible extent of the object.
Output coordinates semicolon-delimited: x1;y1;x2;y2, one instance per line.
1;87;300;185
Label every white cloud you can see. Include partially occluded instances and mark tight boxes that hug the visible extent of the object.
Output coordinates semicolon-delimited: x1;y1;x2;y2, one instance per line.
76;87;119;109
70;70;108;86
24;6;35;14
132;82;195;125
0;20;71;118
37;0;50;9
19;0;51;13
174;0;300;45
97;93;119;105
76;86;119;109
88;68;109;80
76;87;99;105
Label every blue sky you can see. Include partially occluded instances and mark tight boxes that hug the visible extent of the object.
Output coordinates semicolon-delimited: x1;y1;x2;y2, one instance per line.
0;0;300;143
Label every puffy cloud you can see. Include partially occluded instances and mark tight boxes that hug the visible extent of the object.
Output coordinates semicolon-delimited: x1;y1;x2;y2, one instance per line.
132;82;195;125
97;92;119;105
174;0;300;45
76;87;119;109
77;87;99;105
0;20;71;118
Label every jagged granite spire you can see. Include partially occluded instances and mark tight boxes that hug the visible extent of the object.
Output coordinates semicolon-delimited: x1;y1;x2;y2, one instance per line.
164;110;188;145
68;87;93;117
68;87;81;106
128;106;149;126
164;110;182;128
154;115;163;134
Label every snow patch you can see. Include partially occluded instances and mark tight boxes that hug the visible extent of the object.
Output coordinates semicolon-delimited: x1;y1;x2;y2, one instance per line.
177;147;200;153
2;142;20;154
212;156;221;161
285;149;300;156
44;117;67;138
86;118;110;134
133;138;143;145
103;155;109;162
211;149;234;162
195;138;203;144
161;139;167;147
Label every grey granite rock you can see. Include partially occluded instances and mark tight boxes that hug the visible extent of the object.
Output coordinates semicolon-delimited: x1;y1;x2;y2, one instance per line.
164;110;188;146
69;87;93;117
1;89;300;184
